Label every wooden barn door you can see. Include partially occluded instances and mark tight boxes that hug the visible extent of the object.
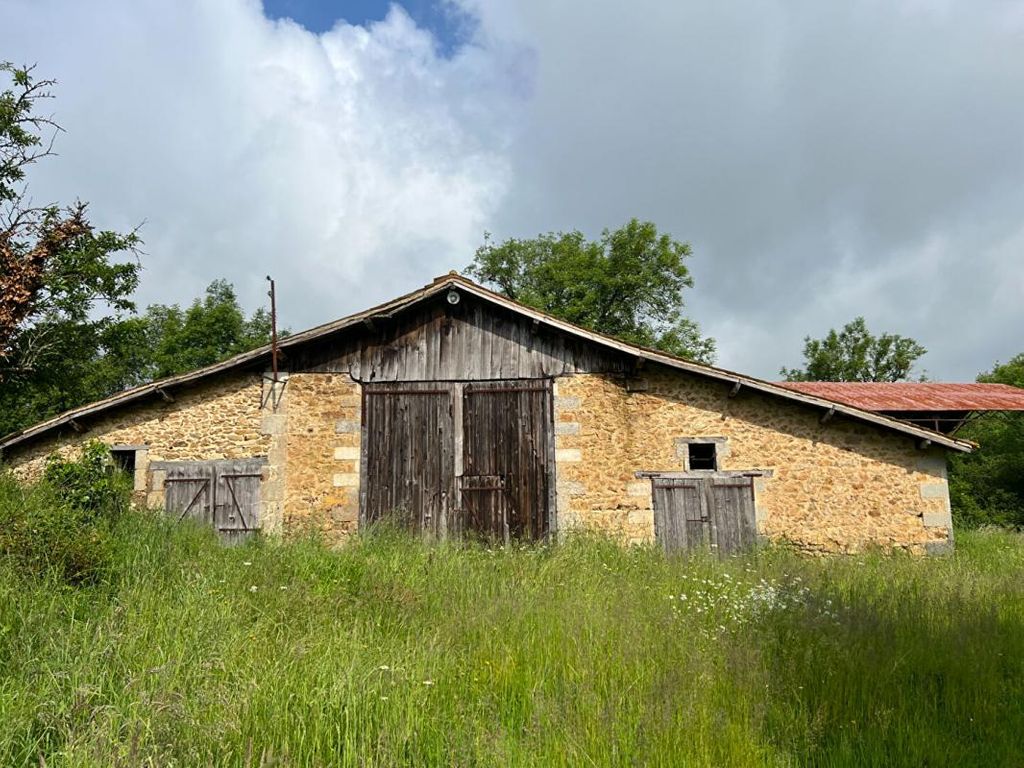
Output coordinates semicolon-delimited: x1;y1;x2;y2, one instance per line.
707;478;758;555
461;380;553;542
164;462;215;525
213;459;264;544
162;459;263;543
652;476;756;556
652;478;706;552
362;383;456;536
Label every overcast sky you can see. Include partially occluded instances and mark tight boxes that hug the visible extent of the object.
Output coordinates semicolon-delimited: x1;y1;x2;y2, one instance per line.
2;0;1022;380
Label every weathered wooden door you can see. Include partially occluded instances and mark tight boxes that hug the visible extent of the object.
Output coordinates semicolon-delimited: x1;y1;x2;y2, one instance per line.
164;462;215;525
651;476;756;556
160;459;263;542
362;383;456;536
213;459;264;543
460;380;553;542
361;379;553;542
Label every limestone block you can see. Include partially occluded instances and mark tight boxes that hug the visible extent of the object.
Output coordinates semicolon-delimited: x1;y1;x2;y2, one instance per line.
261;413;286;435
925;540;954;556
922;510;952;528
335;420;360;434
626;508;652;525
555;422;580;436
920;483;948;500
334;446;361;460
333;473;360;487
331;506;359;524
133;448;149;492
555;448;582;463
626;481;650;497
915;453;947;477
150;469;166;492
556;480;587;497
554;396;580;412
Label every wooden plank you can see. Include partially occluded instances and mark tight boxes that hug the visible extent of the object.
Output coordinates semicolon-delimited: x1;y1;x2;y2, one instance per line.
652;477;710;554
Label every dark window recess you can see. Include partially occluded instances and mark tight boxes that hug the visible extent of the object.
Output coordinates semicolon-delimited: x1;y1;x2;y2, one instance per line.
111;449;136;475
687;442;717;471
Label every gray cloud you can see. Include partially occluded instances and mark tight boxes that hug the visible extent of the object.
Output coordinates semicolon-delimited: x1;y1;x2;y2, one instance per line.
2;0;1022;380
468;0;1024;379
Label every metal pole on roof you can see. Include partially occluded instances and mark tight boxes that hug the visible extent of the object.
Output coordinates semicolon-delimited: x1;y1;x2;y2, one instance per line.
266;275;279;383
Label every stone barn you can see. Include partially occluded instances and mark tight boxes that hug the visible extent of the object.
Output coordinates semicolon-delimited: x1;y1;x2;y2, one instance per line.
0;274;974;554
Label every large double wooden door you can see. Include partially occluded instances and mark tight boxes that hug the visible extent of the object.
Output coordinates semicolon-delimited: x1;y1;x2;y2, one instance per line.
362;380;554;541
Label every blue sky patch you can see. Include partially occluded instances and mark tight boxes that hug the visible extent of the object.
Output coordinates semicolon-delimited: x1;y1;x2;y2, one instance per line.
262;0;472;55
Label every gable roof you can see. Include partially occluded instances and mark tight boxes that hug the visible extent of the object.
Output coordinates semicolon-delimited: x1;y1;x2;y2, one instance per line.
0;273;974;454
778;381;1024;412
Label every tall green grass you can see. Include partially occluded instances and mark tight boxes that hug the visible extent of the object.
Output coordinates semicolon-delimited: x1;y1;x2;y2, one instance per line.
0;509;1022;766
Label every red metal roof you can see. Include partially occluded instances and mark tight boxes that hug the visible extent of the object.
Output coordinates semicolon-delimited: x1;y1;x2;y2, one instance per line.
776;382;1024;412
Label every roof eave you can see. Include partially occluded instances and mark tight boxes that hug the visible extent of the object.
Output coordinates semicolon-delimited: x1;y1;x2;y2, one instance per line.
0;275;973;454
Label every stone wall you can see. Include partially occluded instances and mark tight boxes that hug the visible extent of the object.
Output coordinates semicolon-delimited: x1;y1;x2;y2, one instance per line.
4;362;956;553
6;373;270;500
553;370;953;554
274;373;361;540
3;370;362;543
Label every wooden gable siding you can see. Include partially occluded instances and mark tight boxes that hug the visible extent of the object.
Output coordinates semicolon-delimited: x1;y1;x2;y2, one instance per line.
291;294;630;381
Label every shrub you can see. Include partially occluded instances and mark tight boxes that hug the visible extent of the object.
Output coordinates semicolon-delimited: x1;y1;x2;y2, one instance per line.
42;441;131;522
0;442;132;585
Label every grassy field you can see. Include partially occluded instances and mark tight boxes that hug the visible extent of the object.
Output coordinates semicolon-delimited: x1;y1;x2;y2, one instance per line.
1;511;1022;766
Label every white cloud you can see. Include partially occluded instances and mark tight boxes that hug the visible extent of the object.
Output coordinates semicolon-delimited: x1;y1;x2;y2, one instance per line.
2;0;1023;379
0;0;518;326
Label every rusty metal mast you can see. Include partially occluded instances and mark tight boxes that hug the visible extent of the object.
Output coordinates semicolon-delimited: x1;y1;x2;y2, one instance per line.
266;275;279;383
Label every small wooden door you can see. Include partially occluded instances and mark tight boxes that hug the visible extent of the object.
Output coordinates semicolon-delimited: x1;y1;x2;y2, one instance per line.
362;383;456;536
164;462;214;525
461;381;552;542
652;476;756;556
160;459;264;542
213;459;264;544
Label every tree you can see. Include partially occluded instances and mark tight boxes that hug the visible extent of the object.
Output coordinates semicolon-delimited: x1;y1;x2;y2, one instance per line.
949;353;1024;529
466;219;716;362
140;279;274;379
780;317;926;382
0;63;140;436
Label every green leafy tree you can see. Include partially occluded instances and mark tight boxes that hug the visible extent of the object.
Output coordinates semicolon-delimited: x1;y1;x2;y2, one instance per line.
466;219;716;362
781;317;927;382
141;279;274;379
0;63;140;436
949;354;1024;529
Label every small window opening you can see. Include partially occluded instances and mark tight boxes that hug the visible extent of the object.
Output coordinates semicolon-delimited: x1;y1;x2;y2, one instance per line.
110;449;137;475
688;442;717;471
